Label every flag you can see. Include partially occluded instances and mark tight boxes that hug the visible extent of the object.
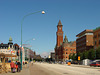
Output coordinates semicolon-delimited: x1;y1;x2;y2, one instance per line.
8;46;10;50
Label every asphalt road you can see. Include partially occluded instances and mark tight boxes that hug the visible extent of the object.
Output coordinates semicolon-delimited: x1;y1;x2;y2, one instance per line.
32;62;100;75
1;63;100;75
30;63;59;75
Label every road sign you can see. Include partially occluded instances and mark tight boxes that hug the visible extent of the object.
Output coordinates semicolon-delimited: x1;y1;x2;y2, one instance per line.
78;56;80;60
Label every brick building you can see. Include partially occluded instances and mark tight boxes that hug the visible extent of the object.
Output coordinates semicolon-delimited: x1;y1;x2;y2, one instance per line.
76;30;93;53
93;27;100;49
55;20;76;62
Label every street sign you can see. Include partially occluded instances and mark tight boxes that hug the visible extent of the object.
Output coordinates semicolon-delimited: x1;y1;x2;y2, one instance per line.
78;56;80;60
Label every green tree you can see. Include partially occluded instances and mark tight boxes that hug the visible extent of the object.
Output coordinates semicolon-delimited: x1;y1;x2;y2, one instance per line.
69;54;72;59
77;52;82;60
83;51;89;59
88;49;95;60
96;47;100;59
72;53;76;60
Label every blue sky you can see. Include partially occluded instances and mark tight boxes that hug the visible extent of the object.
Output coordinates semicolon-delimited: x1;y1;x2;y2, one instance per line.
0;0;100;57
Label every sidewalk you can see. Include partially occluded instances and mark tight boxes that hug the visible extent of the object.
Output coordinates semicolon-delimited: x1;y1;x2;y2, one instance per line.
1;64;30;75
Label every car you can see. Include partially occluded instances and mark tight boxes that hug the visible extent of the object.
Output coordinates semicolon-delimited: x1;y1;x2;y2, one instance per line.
90;61;100;67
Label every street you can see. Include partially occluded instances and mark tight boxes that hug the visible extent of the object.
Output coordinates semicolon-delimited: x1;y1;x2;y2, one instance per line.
1;62;100;75
33;62;100;75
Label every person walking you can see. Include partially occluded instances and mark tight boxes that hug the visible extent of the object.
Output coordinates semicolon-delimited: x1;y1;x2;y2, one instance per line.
17;61;21;72
15;61;18;72
10;61;15;73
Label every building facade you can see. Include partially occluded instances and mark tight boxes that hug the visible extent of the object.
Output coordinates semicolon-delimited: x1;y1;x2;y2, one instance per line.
55;20;76;62
93;27;100;49
0;37;19;60
51;52;55;61
76;30;93;53
24;47;30;60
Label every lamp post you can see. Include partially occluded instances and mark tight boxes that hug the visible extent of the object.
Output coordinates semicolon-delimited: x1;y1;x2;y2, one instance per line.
95;49;96;59
24;38;35;44
21;10;45;70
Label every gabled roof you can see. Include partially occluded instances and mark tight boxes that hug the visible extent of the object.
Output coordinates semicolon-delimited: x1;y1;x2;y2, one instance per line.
58;20;63;26
63;35;68;43
58;20;62;25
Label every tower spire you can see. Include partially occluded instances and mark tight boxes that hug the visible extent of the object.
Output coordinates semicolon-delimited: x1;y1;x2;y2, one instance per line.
64;35;68;43
58;20;62;25
56;20;63;47
9;36;13;42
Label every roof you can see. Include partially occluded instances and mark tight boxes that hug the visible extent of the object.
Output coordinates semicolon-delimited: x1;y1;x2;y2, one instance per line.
62;41;76;47
76;29;93;37
9;36;13;41
93;26;100;31
0;44;8;47
0;53;17;57
57;20;63;26
63;35;68;43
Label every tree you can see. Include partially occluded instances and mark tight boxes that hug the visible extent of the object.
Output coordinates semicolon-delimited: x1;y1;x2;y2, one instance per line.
69;54;72;59
77;52;83;60
88;49;95;60
96;47;100;59
83;51;89;59
72;53;76;60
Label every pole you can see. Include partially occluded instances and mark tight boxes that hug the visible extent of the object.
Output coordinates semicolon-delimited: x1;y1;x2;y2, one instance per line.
20;10;44;70
95;49;96;59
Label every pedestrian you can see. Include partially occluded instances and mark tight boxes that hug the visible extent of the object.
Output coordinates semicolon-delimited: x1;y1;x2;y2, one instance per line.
17;61;21;72
15;63;18;72
10;61;15;73
15;61;17;64
23;61;25;65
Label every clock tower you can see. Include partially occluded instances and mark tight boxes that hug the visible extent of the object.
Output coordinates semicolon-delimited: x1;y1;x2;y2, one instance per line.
56;20;63;47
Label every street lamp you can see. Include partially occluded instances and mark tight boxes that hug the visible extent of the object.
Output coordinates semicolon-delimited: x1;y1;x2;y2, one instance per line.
24;38;35;44
21;10;45;70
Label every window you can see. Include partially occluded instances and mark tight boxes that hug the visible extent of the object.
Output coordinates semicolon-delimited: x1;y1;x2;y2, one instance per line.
74;49;76;51
66;49;67;51
70;49;72;51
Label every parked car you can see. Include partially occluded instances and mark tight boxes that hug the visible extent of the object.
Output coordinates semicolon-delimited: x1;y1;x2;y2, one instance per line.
90;61;100;67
